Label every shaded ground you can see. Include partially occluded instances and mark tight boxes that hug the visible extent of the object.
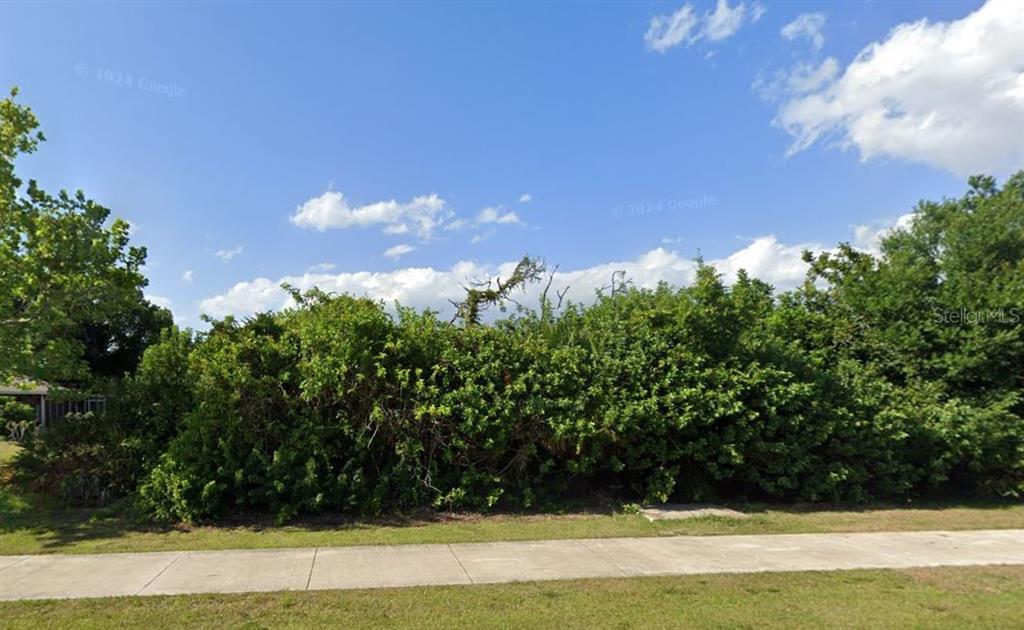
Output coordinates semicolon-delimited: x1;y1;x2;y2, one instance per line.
3;440;1023;555
1;565;1022;629
0;441;19;471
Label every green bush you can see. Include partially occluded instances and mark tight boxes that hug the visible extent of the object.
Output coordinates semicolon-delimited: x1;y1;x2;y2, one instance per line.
136;173;1022;522
11;327;193;506
10;410;144;505
1;398;36;444
15;173;1022;522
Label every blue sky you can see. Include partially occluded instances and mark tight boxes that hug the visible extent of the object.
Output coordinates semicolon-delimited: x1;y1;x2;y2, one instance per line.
2;1;1021;325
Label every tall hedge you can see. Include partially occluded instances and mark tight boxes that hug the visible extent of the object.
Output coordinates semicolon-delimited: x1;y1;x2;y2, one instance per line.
23;173;1018;523
136;173;1023;523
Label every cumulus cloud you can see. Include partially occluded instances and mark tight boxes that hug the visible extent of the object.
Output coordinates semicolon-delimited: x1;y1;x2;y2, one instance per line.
181;269;194;282
290;190;452;240
781;12;826;51
198;235;835;320
714;235;816;286
469;207;523;244
215;245;243;261
383;243;416;260
775;0;1024;176
519;193;532;203
382;223;410;235
476;206;523;225
645;0;765;53
852;213;916;254
199;209;922;321
146;294;172;309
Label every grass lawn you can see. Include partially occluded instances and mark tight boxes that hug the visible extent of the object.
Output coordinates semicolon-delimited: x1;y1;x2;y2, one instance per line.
1;565;1021;628
0;440;20;468
2;440;1022;556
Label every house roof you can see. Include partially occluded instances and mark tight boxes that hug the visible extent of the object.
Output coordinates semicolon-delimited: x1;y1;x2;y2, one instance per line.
0;377;51;396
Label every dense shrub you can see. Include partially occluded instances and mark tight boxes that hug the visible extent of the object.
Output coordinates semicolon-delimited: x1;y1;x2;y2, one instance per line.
11;410;143;505
16;173;1024;522
11;327;193;505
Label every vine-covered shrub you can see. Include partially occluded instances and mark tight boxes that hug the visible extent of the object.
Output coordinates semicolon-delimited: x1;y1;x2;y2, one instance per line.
136;173;1023;522
14;173;1022;522
139;283;1022;523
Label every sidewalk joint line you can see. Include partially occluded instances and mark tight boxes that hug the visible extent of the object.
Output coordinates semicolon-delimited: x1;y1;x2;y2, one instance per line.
0;556;31;574
448;544;474;584
2;530;1020;601
577;539;628;577
135;551;185;595
305;547;319;590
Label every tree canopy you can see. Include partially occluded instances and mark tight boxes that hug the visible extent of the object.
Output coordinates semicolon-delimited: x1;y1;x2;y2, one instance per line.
1;88;165;384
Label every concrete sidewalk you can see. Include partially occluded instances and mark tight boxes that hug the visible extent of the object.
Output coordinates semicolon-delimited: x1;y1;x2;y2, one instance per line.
1;529;1021;601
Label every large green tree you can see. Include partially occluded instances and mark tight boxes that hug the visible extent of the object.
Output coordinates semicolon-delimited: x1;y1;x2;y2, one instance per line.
78;297;174;379
1;88;158;383
798;173;1024;495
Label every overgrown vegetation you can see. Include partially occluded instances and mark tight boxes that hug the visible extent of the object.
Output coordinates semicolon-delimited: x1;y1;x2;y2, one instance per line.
1;398;34;444
3;89;1022;524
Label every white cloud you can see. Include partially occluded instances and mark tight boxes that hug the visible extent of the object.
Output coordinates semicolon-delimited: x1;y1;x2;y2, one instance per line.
476;206;523;225
754;58;839;102
775;0;1024;176
645;4;699;53
852;213;916;254
201;205;919;321
146;294;172;309
519;193;532;203
198;233;848;320
750;3;766;23
715;235;816;286
181;269;194;282
382;223;410;235
201;279;285;318
383;243;415;260
470;229;495;245
307;263;335;272
661;237;684;244
442;206;525;244
781;12;826;51
290;190;452;240
703;0;760;42
215;245;243;261
645;1;764;53
784;58;839;94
